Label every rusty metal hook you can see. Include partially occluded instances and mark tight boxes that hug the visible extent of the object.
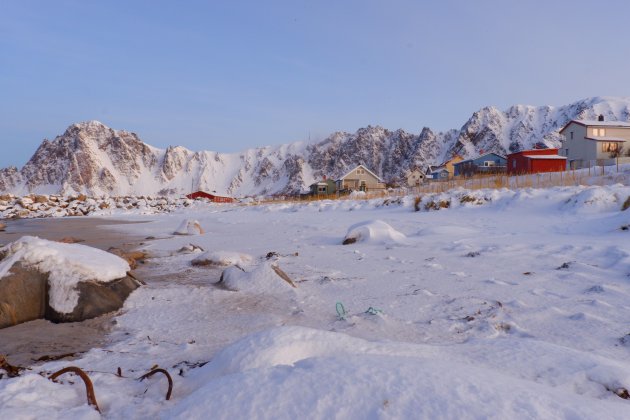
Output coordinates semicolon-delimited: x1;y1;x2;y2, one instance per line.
49;366;101;413
138;368;173;400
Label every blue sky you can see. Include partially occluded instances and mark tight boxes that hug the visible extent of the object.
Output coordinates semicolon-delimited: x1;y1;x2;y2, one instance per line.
1;0;630;168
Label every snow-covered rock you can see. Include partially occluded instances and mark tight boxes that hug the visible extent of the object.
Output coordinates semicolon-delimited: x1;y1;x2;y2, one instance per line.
0;236;140;326
219;262;296;292
342;220;408;245
174;219;204;235
191;251;252;267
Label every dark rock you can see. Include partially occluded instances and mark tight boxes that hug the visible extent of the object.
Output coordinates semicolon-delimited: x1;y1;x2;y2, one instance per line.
0;262;142;329
0;263;47;329
46;275;142;323
342;237;357;245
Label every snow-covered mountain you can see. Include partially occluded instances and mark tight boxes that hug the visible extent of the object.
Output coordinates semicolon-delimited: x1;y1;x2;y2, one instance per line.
2;96;630;197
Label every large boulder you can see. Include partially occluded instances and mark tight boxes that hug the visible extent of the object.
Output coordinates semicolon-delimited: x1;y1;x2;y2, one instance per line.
0;236;142;329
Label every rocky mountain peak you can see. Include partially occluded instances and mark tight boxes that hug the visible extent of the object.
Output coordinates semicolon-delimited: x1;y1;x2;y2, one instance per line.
2;97;630;197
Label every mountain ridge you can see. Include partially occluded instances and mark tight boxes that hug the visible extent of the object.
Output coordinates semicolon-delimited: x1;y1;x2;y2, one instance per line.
2;96;629;197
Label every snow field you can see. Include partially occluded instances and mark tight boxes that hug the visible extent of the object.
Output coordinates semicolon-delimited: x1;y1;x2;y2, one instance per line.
1;183;630;418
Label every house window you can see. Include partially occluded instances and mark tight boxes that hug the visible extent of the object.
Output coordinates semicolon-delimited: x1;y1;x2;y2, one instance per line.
318;186;326;193
593;128;606;137
570;131;573;140
601;142;619;153
356;168;364;175
484;161;496;167
512;160;516;168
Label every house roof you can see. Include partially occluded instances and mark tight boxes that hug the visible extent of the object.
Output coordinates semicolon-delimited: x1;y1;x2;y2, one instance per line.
431;168;450;174
585;136;628;142
337;164;383;182
508;148;559;157
522;155;567;160
309;182;328;187
453;152;506;166
559;119;630;133
426;164;446;174
437;155;464;166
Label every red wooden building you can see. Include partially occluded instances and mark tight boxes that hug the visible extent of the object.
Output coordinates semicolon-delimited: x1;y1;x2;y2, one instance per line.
507;148;567;175
186;191;235;203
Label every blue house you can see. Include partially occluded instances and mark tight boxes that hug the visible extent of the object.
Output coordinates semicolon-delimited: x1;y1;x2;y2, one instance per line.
453;152;507;177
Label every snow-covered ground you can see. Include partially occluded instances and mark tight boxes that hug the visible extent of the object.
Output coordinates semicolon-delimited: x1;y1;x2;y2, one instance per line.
1;183;630;419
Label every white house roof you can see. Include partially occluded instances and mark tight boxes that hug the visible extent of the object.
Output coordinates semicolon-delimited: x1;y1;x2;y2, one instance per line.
337;164;383;182
575;120;630;127
560;119;630;133
522;155;567;160
585;136;628;142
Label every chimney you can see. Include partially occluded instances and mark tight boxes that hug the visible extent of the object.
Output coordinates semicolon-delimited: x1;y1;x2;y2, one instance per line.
323;175;326;181
598;114;604;122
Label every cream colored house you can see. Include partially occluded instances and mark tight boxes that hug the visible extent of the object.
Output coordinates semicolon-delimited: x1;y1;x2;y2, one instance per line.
336;165;386;192
559;116;630;168
406;169;425;187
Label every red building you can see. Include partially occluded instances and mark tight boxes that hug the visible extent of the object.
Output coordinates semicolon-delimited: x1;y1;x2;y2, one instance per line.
507;149;567;175
186;191;235;203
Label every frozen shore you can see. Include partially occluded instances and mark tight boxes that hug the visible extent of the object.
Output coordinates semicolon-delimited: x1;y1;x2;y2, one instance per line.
0;218;149;366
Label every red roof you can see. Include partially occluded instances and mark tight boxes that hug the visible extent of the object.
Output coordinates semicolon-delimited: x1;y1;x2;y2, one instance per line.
186;191;234;203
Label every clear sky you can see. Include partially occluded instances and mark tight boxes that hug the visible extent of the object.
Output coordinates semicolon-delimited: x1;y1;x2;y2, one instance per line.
2;0;630;168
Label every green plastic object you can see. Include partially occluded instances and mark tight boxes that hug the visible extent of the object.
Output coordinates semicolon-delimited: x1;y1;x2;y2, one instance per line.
336;302;346;320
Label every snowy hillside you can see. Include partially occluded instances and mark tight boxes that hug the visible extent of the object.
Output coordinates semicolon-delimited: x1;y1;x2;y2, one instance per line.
1;96;629;197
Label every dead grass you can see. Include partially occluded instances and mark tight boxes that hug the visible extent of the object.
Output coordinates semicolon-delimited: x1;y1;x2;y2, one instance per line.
622;196;630;211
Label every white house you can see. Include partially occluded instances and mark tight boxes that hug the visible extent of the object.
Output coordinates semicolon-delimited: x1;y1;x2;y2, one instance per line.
405;169;425;187
335;165;386;192
559;115;630;168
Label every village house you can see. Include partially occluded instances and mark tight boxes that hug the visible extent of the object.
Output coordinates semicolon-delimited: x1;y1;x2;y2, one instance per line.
425;155;463;181
453;152;507;177
425;165;449;181
507;148;566;175
308;176;336;195
186;191;235;203
559;115;630;169
405;169;425;187
335;165;386;192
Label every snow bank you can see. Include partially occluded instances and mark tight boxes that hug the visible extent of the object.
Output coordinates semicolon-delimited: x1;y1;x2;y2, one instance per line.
192;251;252;267
562;185;630;213
343;220;408;245
220;262;295;292
0;236;129;313
166;326;630;419
174;219;204;235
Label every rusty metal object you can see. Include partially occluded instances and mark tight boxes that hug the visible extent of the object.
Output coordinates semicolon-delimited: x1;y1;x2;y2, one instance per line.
0;354;23;378
49;367;101;413
138;368;173;400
